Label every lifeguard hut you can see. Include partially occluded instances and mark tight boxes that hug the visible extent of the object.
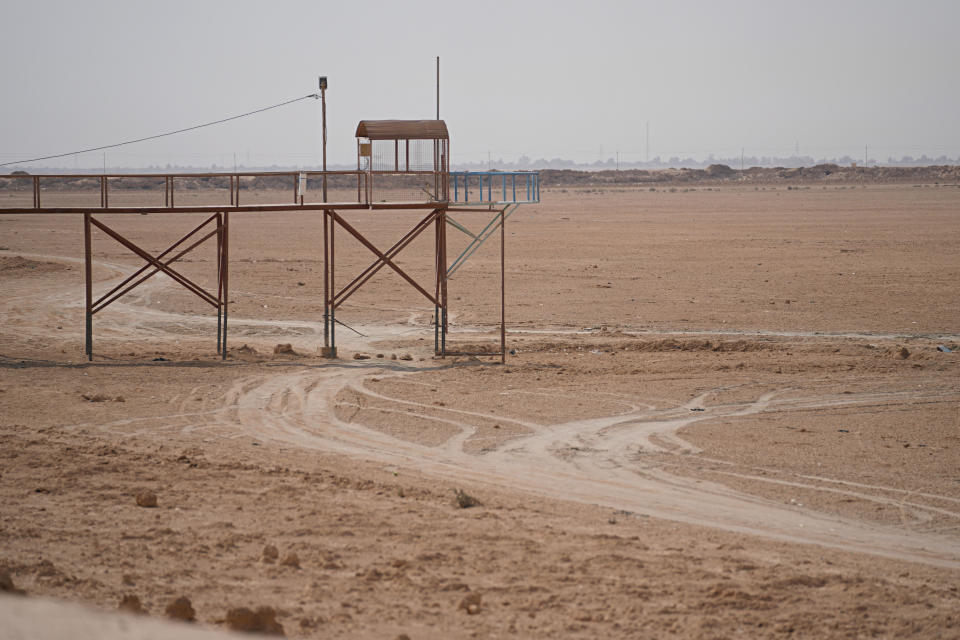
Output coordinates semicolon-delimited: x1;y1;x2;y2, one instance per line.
356;120;449;203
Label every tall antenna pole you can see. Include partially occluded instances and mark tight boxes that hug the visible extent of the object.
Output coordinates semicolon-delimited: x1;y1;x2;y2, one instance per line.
436;56;440;119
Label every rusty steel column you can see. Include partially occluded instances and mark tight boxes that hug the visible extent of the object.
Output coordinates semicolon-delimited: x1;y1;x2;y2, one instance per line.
221;211;229;359
329;209;336;357
500;207;506;365
439;208;448;356
84;213;93;361
323;209;329;350
434;210;440;354
216;212;223;355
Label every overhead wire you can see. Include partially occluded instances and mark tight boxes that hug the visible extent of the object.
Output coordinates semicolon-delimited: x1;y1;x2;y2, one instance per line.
0;93;319;168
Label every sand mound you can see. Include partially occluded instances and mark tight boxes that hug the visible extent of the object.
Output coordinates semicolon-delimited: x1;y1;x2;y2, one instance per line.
0;256;71;276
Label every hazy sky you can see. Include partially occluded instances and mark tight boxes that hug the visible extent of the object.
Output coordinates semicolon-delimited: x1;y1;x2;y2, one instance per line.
2;0;958;168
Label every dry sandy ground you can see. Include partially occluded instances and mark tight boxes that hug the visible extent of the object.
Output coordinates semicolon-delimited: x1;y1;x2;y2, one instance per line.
1;184;959;638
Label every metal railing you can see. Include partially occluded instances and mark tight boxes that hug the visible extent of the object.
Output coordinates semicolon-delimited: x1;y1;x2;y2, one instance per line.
0;170;372;212
450;171;539;205
0;169;541;212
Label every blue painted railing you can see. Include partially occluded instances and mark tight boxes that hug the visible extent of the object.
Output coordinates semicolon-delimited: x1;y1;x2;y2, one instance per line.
450;171;539;204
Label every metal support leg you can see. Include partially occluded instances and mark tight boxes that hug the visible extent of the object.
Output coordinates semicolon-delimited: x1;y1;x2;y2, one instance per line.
322;209;337;358
323;209;329;351
330;210;336;358
434;210;441;354
216;213;223;354
439;210;448;357
441;307;447;356
84;213;93;361
221;212;229;359
501;207;506;364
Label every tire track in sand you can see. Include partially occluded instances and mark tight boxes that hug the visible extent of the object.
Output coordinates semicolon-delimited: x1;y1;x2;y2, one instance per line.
9;251;960;569
207;366;960;570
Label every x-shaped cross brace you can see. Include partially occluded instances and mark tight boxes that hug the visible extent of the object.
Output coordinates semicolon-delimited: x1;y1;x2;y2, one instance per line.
329;208;441;309
89;213;222;313
83;212;228;360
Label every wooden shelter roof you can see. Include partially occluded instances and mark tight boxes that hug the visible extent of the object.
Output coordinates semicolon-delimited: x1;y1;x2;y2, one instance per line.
355;120;449;140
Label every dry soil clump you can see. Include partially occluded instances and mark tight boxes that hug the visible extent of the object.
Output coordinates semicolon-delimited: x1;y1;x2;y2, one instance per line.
165;596;196;622
118;594;144;614
458;592;483;615
225;606;284;635
134;490;158;508
261;544;279;564
0;570;25;595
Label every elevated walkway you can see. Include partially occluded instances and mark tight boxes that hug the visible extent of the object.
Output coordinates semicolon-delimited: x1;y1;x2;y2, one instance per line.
1;117;540;364
0;167;540;363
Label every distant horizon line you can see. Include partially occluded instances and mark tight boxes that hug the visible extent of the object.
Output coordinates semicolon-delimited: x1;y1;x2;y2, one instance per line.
5;154;959;175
